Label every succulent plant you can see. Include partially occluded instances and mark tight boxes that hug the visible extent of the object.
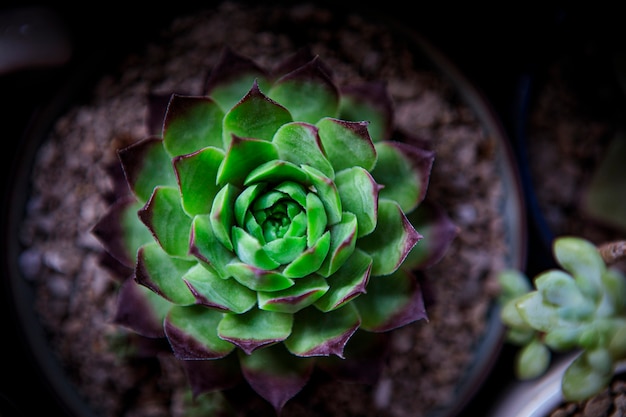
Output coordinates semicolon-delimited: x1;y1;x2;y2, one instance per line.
498;236;626;401
93;47;457;413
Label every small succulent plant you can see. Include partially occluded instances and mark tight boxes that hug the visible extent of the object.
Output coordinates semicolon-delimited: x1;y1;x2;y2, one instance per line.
498;236;626;401
93;47;456;413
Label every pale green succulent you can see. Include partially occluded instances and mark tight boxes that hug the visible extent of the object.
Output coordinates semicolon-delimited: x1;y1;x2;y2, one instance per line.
498;236;626;401
93;47;456;413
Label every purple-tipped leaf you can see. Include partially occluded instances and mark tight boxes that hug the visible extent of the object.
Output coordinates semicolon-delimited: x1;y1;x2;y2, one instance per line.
284;303;360;358
218;308;293;355
357;199;422;276
268;56;339;123
371;141;434;213
183;263;256;313
316;118;377;172
174;147;224;216
118;137;177;203
163;94;225;156
217;135;280;187
353;268;428;332
138;186;193;257
404;200;458;270
205;46;271;111
164;305;235;359
258;275;329;313
316;330;389;384
339;81;394;142
135;242;196;305
91;196;152;268
147;93;172;136
239;344;314;414
222;82;292;147
335;166;380;237
183;354;243;396
113;277;170;338
271;47;332;80
315;248;372;312
272;122;334;178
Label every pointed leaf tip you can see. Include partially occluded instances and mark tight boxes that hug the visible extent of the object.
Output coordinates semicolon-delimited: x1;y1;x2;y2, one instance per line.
239;344;314;413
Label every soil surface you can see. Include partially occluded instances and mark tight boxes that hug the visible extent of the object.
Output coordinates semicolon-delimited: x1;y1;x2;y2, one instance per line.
16;2;519;417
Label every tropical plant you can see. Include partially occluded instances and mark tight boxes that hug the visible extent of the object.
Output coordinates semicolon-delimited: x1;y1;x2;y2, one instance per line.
93;46;457;413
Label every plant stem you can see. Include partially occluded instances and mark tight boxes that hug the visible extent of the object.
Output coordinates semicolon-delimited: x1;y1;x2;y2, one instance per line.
598;241;626;265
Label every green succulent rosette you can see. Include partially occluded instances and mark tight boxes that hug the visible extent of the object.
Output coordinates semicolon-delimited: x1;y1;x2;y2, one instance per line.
498;237;626;402
94;47;456;412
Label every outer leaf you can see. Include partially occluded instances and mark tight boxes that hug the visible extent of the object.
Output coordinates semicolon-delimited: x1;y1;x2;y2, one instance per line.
272;122;334;178
218;308;293;354
316;330;389;384
258;275;329;313
371;141;434;213
357;199;422;276
138;186;192;258
183;263;256;313
217;135;279;187
315;248;372;312
164;304;235;359
91;196;152;268
353;268;427;332
222;82;292;148
118;136;177;203
285;303;360;358
335;166;380;237
135;242;197;305
183;355;242;396
113;277;171;338
339;81;394;142
205;46;271;111
239;344;314;414
268;56;339;123
174;147;224;216
316;117;377;172
403;200;457;269
163;94;225;156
